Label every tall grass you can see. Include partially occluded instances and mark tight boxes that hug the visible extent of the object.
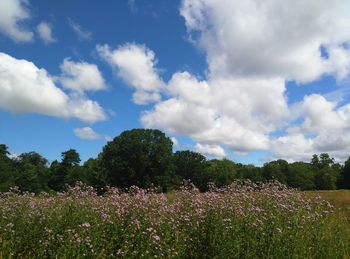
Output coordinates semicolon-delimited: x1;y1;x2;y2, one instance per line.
0;181;349;258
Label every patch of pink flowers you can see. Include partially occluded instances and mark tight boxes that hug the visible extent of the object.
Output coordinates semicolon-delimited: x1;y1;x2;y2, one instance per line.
0;181;344;258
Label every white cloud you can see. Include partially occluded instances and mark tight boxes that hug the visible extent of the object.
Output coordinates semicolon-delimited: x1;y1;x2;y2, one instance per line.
270;132;350;163
59;58;106;92
270;94;350;161
105;136;113;142
327;46;350;81
180;0;350;82
171;137;179;147
74;127;101;140
139;0;350;162
132;91;161;105
0;52;106;123
195;143;226;159
90;0;350;162
0;0;33;42
298;94;348;133
270;134;314;162
142;72;288;152
36;22;55;44
68;18;92;41
66;94;107;123
97;43;164;104
141;0;350;160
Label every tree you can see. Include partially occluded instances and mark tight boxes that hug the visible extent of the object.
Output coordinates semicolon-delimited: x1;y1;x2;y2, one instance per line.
312;154;339;190
311;154;320;168
83;158;108;192
100;129;175;191
287;162;315;190
14;152;50;193
61;149;81;167
263;159;288;184
205;159;237;188
238;164;264;182
0;144;15;192
49;149;82;191
339;157;350;189
173;150;208;190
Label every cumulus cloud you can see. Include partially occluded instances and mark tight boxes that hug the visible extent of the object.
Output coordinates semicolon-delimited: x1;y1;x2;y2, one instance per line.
0;52;106;123
74;127;101;140
142;72;288;152
36;22;55;44
180;0;350;82
59;58;106;92
97;43;164;104
68;18;92;41
270;94;350;162
195;143;226;159
0;0;33;42
140;0;350;161
88;0;350;161
270;134;314;162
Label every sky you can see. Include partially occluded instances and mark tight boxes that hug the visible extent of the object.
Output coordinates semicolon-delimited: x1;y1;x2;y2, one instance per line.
1;0;350;165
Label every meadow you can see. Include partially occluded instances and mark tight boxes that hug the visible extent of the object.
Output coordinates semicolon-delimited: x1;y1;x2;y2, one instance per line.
0;181;349;258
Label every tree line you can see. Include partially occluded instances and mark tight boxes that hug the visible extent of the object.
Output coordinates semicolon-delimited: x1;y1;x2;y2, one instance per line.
1;129;350;193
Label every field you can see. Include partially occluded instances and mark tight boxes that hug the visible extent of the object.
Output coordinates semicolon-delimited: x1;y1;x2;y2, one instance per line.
0;182;350;258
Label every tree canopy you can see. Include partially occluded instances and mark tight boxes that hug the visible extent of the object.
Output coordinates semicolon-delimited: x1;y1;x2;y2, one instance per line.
100;129;175;191
0;129;349;193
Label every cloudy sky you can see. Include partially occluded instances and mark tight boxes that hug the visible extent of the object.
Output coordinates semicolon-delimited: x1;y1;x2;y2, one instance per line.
1;0;350;164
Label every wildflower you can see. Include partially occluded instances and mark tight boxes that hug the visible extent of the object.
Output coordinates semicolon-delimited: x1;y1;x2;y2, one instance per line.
153;234;160;241
81;222;91;228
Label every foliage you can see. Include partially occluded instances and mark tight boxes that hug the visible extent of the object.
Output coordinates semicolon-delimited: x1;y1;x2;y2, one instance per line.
338;157;350;189
173;150;208;191
48;149;82;191
14;152;50;193
99;129;175;191
263;159;288;184
1;129;350;193
312;154;340;190
0;145;15;192
237;164;264;182
204;159;237;188
287;162;316;190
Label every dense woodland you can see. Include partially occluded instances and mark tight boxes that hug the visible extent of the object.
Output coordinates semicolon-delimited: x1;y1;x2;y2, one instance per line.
1;129;350;193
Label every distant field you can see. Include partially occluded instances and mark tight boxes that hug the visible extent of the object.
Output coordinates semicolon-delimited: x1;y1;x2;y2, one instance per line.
0;183;350;258
305;190;350;210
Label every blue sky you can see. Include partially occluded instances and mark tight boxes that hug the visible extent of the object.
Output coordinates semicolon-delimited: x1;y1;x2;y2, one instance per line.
1;0;350;165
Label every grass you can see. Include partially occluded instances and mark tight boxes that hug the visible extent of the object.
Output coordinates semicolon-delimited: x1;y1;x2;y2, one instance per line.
0;182;349;258
306;189;350;209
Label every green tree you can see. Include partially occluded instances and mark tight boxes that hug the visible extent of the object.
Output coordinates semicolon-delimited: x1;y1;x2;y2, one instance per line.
0;144;15;192
238;164;264;182
263;159;288;184
83;158;108;191
312;154;339;190
49;149;82;191
14;152;50;193
173;150;208;190
205;159;237;188
287;162;315;190
339;157;350;189
61;149;81;167
100;129;175;191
